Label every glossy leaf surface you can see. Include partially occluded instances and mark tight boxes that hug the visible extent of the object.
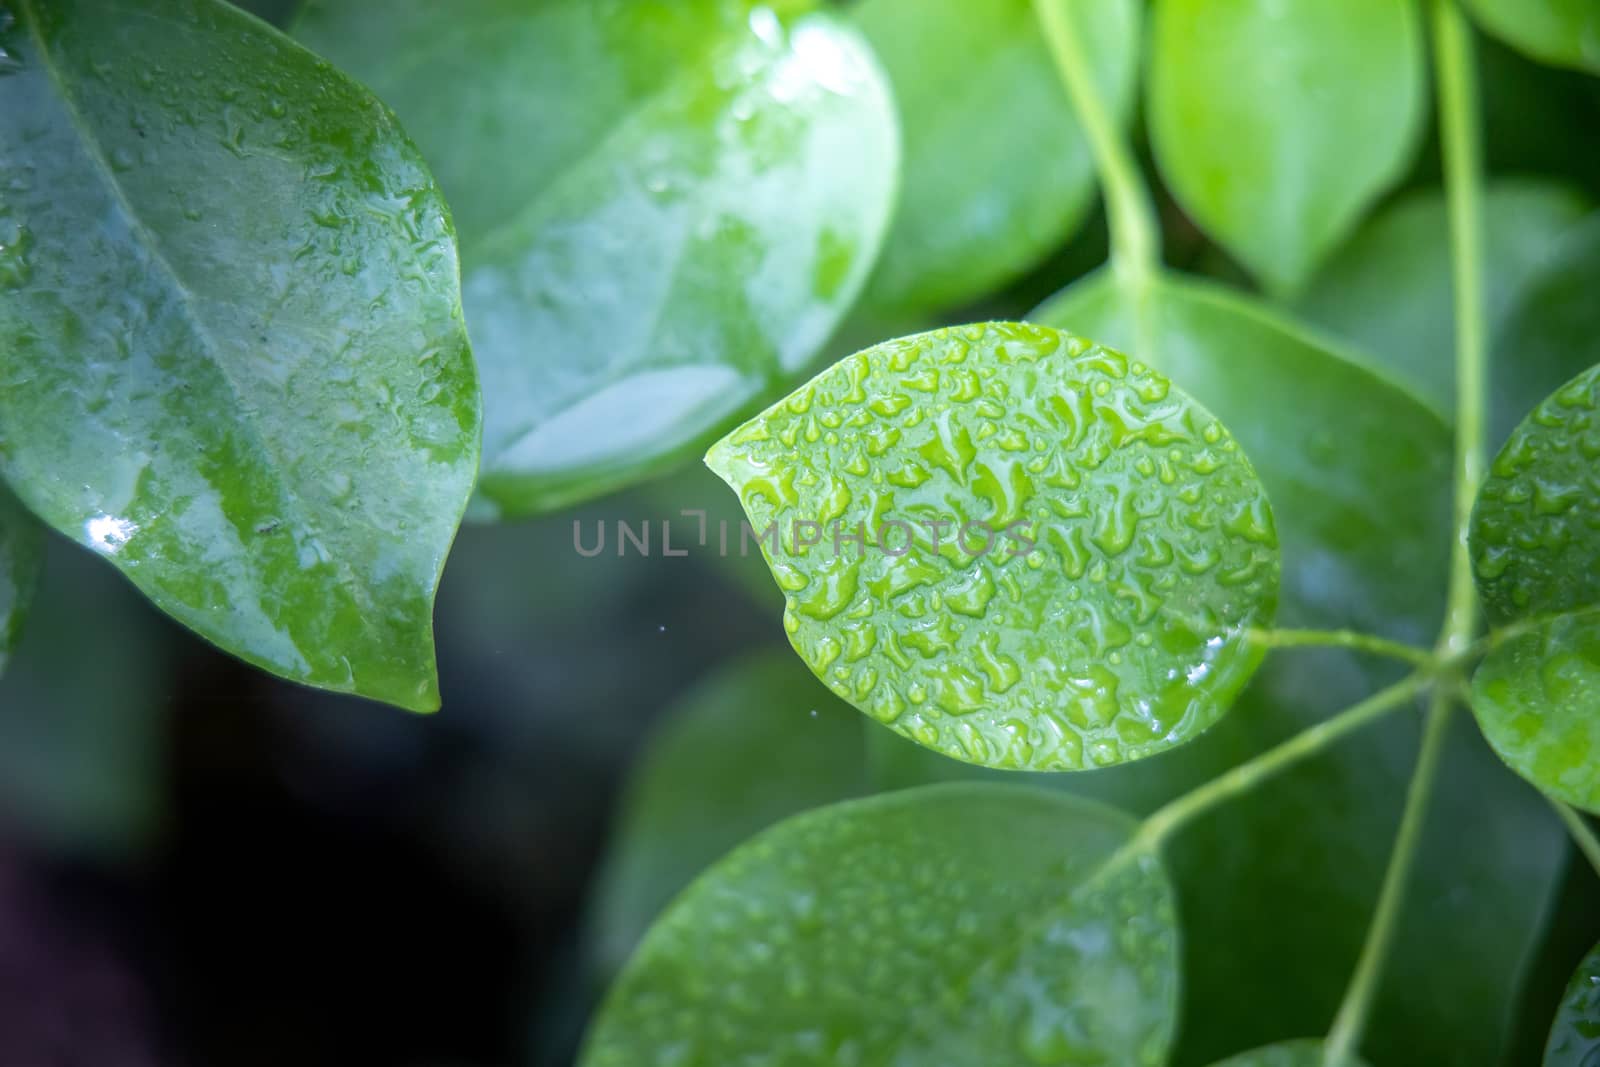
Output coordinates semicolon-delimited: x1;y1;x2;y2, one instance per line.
585;650;868;976
1465;0;1600;73
1148;0;1425;292
1036;273;1566;1065
1294;180;1591;417
708;322;1280;771
1205;1041;1367;1067
0;484;43;677
0;0;479;710
853;0;1138;314
581;784;1177;1067
1545;940;1600;1065
297;0;899;516
1471;364;1600;811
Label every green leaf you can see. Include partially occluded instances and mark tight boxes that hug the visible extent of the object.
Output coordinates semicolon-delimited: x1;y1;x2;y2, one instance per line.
1294;180;1592;418
1544;941;1600;1065
852;0;1138;314
707;321;1280;772
1470;364;1600;812
1205;1041;1368;1067
585;649;868;976
1035;273;1567;1065
0;483;43;677
1465;0;1600;73
296;0;899;517
0;0;478;710
580;783;1178;1067
1147;0;1426;293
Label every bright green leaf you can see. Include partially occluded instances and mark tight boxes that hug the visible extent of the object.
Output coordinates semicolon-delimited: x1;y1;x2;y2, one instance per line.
1294;180;1592;417
1545;940;1600;1065
707;321;1280;772
1205;1040;1368;1067
1148;0;1426;293
1465;0;1600;73
296;0;899;516
581;784;1177;1067
585;649;868;976
0;483;43;677
853;0;1138;314
0;0;479;710
1470;364;1600;812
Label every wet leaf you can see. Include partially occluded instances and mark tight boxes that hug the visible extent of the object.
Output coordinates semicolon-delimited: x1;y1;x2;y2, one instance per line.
585;650;868;976
1294;180;1591;418
580;784;1178;1067
0;483;43;677
1471;364;1600;812
707;321;1280;772
1148;0;1426;293
1544;940;1600;1065
1205;1041;1367;1067
0;0;479;710
853;0;1138;314
296;0;899;516
1465;0;1600;73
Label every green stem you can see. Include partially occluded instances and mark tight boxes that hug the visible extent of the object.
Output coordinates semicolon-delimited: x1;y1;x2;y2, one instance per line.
1248;628;1435;669
1138;673;1431;847
1032;0;1160;287
1433;0;1488;659
1553;801;1600;879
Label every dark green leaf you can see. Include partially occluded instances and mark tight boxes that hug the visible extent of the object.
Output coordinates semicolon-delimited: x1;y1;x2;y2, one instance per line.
1033;272;1568;1066
581;784;1178;1067
853;0;1138;314
1465;0;1600;73
708;321;1280;771
1294;180;1591;418
0;0;478;710
0;482;43;677
585;650;868;976
1147;0;1426;293
1544;940;1600;1065
296;0;899;516
1205;1041;1367;1067
1471;364;1600;812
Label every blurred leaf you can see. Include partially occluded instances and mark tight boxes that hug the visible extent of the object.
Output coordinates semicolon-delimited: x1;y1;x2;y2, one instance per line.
1470;364;1600;812
1147;0;1426;293
585;649;867;977
1294;180;1591;417
1205;1041;1367;1067
1544;940;1600;1064
1030;272;1567;1066
708;322;1280;771
0;485;43;678
853;0;1138;314
580;784;1177;1066
297;0;899;517
0;0;479;710
1464;0;1600;74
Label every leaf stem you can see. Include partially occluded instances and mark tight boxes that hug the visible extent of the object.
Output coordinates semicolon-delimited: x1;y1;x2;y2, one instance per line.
1032;0;1160;288
1553;800;1600;880
1248;627;1435;669
1433;0;1488;659
1324;693;1455;1065
1138;673;1431;848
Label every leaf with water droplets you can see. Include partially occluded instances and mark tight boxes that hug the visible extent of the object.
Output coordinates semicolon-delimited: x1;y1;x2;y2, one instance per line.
707;321;1279;772
1464;0;1600;73
1205;1041;1368;1067
296;0;899;517
0;0;480;710
580;783;1178;1067
0;483;43;678
585;650;868;977
1148;0;1426;293
851;0;1138;315
1470;363;1600;812
1544;940;1600;1065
